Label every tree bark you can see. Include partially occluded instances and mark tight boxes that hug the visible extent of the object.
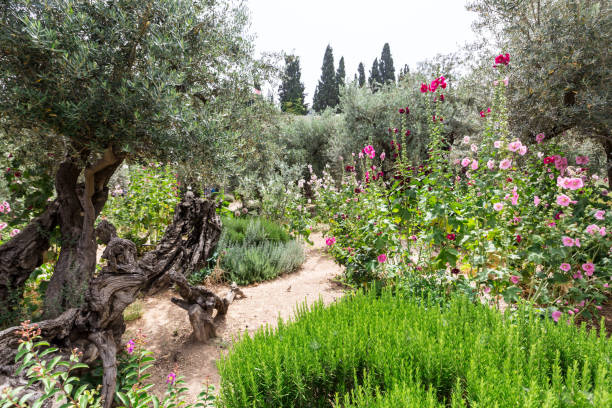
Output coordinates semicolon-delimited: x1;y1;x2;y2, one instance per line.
0;193;223;408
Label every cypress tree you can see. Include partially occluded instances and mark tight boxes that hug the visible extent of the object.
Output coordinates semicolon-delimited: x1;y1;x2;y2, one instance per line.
357;62;366;87
379;43;395;84
278;55;307;115
398;64;410;82
336;56;346;87
368;58;382;92
313;45;339;112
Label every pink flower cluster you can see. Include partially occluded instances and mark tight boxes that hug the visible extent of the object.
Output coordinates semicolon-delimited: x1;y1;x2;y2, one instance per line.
586;224;606;236
535;133;545;143
493;53;510;67
507;140;527;156
325;237;336;246
575;156;590;165
420;75;447;93
0;201;10;213
561;236;581;247
362;145;375;159
557;176;584;190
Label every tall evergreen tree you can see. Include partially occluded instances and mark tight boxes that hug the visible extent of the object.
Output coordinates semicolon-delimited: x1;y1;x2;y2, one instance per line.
379;43;395;84
398;64;410;82
368;58;382;92
336;56;346;87
357;62;366;87
278;55;307;115
312;45;339;112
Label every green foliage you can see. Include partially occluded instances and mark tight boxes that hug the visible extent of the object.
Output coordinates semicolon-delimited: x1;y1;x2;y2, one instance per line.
221;216;290;246
313;45;340;113
102;164;179;248
1;323;216;408
123;300;144;322
218;290;612;407
279;55;307;115
336;56;346;88
368;57;383;92
220;240;304;285
217;216;302;284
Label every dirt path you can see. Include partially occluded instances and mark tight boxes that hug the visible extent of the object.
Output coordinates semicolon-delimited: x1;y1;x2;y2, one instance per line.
124;232;344;400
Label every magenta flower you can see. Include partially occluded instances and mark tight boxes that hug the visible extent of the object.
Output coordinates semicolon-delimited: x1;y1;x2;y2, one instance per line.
166;372;176;385
126;339;135;354
535;133;545;143
325;237;336;246
420;83;428;93
362;145;376;159
509;275;520;285
533;196;541;206
559;263;571;272
398;108;405;114
377;254;387;263
0;222;7;231
380;152;386;161
9;229;19;238
446;233;456;241
551;310;561;322
470;160;478;171
581;263;595;276
594;210;605;220
461;158;471;167
507;140;522;152
556;194;571;206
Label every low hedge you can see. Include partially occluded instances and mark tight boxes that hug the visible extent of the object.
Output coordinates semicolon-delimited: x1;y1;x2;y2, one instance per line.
218;291;611;407
221;216;290;246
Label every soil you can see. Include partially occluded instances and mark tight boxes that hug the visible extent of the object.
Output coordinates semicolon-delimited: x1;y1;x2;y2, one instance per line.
124;232;345;400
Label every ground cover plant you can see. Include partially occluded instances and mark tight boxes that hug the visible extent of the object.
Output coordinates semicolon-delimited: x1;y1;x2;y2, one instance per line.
216;216;304;285
218;289;612;407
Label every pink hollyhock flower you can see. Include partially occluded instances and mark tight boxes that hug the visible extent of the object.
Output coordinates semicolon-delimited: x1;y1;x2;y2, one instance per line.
575;156;589;165
581;262;595;276
409;235;417;241
9;229;19;238
516;234;522;243
380;152;386;161
420;83;428;93
471;144;478;152
509;275;520;284
325;237;336;246
559;263;571;272
493;202;504;211
518;145;527;156
568;178;584;190
551;310;561;322
461;158;471;167
487;159;495;170
493;80;499;86
0;222;6;231
534;196;541;206
573;271;583;279
586;224;600;235
377;254;387;263
499;159;512;170
1;201;10;213
362;145;376;159
556;194;571;206
470;159;478;170
503;76;509;86
358;152;364;158
483;286;491;294
507;140;522;152
554;156;568;175
535;133;545;143
594;210;605;220
429;79;439;92
562;236;575;247
493;140;502;148
600;227;606;236
463;136;470;144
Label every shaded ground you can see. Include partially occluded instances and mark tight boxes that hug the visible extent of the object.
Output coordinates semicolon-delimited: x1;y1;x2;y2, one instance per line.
124;232;345;400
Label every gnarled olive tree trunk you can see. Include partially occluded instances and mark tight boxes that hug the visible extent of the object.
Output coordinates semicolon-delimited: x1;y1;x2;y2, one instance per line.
0;192;224;408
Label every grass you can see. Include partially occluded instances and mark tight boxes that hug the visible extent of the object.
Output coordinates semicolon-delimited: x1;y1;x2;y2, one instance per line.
123;299;144;322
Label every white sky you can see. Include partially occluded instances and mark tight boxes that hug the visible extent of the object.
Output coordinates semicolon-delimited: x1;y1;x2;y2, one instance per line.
247;0;479;105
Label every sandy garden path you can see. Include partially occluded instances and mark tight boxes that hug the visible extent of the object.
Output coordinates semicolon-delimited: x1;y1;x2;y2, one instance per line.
125;232;345;400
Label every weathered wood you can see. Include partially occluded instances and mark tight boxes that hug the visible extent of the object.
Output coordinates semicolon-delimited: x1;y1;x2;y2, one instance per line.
0;192;223;408
168;272;245;342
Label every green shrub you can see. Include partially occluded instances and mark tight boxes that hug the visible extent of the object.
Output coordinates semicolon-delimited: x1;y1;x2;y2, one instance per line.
220;240;304;285
218;291;611;407
221;216;290;246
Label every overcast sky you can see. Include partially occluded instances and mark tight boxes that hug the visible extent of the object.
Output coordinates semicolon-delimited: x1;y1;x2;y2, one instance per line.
247;0;479;105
